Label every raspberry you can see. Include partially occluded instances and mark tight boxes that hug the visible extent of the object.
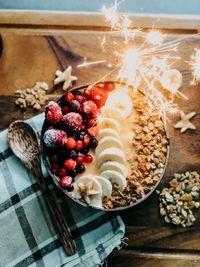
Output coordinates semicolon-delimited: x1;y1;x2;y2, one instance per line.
87;126;99;137
83;134;91;146
84;154;93;163
68;100;80;112
84;86;108;108
87;118;97;127
83;100;98;117
64;159;77;170
59;176;73;189
104;82;115;92
62;105;69;115
76;155;84;164
65;137;76;149
62;112;83;132
76;140;84;151
51;163;59;174
45;101;63;124
43;129;67;148
75;95;86;103
58;167;68;178
65;92;74;102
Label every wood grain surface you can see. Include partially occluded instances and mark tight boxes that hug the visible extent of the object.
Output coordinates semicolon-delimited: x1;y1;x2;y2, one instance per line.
0;13;200;267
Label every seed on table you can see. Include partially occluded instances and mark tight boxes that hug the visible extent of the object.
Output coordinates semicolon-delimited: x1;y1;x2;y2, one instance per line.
164;216;171;223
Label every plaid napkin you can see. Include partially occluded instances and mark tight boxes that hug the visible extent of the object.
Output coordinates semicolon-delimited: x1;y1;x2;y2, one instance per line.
0;113;125;267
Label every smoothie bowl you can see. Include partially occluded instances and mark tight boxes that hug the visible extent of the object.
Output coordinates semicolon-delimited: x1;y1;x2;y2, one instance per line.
41;82;170;211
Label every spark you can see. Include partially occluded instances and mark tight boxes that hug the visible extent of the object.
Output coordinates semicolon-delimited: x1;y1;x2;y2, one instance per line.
146;30;166;46
77;60;107;68
190;49;200;84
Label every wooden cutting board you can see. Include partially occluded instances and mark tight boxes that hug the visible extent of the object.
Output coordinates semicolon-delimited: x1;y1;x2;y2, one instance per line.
0;11;200;267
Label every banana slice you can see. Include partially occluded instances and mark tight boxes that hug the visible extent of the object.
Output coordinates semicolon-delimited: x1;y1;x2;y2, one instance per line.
95;136;122;155
99;117;121;132
95;176;112;197
101;170;127;191
102;107;123;122
96;147;125;167
161;69;182;92
99;161;128;177
98;128;120;141
106;92;133;118
76;175;103;206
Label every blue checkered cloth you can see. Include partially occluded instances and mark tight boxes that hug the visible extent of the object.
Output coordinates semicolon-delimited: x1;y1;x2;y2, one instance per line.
0;113;125;267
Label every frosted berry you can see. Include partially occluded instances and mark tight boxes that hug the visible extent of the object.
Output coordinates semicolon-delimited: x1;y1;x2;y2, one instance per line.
69;100;80;112
43;129;67;148
62;112;83;132
45;101;63;124
83;100;98;117
64;159;77;170
59;176;73;189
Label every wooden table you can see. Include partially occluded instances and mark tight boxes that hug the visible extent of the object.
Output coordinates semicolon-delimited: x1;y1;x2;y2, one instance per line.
0;10;200;267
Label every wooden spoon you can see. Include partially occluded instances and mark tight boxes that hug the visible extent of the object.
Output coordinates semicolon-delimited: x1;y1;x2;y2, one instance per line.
8;120;76;256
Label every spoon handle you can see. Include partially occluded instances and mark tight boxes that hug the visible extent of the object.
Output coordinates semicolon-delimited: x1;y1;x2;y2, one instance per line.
31;159;76;256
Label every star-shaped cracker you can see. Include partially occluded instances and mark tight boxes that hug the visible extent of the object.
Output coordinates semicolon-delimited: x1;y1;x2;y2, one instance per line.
54;65;77;91
174;111;196;133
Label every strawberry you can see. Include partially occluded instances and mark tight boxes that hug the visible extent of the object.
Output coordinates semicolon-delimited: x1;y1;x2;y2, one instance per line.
104;82;115;92
85;86;108;108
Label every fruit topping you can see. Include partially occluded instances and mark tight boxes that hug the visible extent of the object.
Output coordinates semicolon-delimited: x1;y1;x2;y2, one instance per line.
104;82;115;92
75;140;84;151
45;101;63;124
76;155;84;164
68;99;80;112
84;154;93;163
87;126;99;137
77;164;86;173
62;112;83;132
84;86;108;108
83;134;91;146
83;100;98;117
43;129;67;148
64;159;77;170
65;91;74;102
62;105;70;114
59;176;73;189
58;167;68;178
65;137;76;149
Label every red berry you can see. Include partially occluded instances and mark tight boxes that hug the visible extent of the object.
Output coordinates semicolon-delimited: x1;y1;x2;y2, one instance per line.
84;154;93;163
51;163;59;174
87;118;97;127
87;126;99;137
83;134;91;146
76;140;84;151
65;92;74;102
104;82;115;92
45;101;63;124
65;137;76;149
85;86;108;108
62;105;69;114
58;167;68;178
84;87;91;97
75;95;86;103
76;155;84;164
43;129;67;148
59;176;73;188
62;112;83;132
64;159;77;170
83;100;98;117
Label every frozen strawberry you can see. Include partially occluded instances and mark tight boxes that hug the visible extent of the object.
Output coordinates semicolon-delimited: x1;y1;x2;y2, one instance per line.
62;112;83;132
87;126;99;137
43;129;67;148
104;82;115;92
65;92;74;102
64;159;77;170
85;86;108;108
45;101;63;124
83;100;98;117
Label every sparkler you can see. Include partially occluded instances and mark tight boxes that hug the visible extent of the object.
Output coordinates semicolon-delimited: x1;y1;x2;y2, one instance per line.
190;49;200;84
